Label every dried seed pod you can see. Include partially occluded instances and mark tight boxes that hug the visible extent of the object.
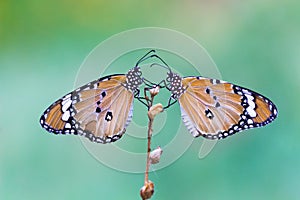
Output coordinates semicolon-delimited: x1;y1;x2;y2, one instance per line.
150;146;163;164
149;86;160;97
148;103;163;120
140;180;154;200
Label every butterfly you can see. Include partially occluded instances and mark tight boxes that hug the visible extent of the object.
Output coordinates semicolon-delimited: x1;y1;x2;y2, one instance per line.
40;50;157;143
150;55;278;140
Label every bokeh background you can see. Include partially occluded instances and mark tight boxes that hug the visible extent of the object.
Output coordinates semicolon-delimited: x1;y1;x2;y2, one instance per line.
1;1;299;199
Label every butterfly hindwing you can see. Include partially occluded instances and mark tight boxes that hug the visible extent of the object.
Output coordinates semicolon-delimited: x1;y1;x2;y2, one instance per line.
178;76;277;139
162;69;278;139
40;70;141;143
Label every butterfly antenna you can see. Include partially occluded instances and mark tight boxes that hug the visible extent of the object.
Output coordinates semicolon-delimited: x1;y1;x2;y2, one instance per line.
149;55;172;73
135;49;156;67
150;63;170;71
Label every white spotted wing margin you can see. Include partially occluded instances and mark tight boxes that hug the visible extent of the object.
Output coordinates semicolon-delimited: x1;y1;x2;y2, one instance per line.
40;74;136;144
178;76;278;140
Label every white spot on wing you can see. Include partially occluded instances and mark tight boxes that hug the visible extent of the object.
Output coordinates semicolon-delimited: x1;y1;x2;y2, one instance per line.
65;123;71;128
242;89;251;95
62;98;72;112
247;108;257;118
62;111;70;121
245;94;257;118
247;119;253;124
63;94;71;100
269;104;273;110
245;94;254;106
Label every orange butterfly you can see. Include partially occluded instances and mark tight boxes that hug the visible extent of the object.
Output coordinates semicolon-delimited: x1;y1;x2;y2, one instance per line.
40;50;156;143
151;55;278;139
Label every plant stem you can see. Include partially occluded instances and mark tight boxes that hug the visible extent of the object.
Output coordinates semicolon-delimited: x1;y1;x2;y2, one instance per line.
144;114;153;184
144;90;154;183
141;87;160;200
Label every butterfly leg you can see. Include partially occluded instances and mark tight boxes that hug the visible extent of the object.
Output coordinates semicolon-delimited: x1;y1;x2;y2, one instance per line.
148;78;178;109
163;96;178;110
157;79;169;89
153;78;171;91
143;78;166;89
143;78;157;87
141;85;163;108
134;89;150;107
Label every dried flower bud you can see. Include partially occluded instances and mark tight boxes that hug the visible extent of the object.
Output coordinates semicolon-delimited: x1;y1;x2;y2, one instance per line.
150;146;163;164
149;86;160;97
148;103;163;120
140;180;154;200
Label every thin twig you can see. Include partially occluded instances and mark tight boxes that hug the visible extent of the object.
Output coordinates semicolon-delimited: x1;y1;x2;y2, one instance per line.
140;88;157;200
144;93;154;184
144;116;152;184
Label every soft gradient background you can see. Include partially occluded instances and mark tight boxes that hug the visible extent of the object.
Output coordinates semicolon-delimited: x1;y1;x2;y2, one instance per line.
1;1;299;199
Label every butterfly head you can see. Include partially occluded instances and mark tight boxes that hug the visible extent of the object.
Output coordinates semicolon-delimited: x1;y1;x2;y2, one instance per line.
123;66;143;92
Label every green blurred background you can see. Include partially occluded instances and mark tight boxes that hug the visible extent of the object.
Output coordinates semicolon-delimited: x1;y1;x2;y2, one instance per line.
1;1;299;199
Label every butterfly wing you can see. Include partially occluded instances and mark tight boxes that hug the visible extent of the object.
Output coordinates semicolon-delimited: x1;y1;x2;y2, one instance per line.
178;76;278;139
40;74;134;143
